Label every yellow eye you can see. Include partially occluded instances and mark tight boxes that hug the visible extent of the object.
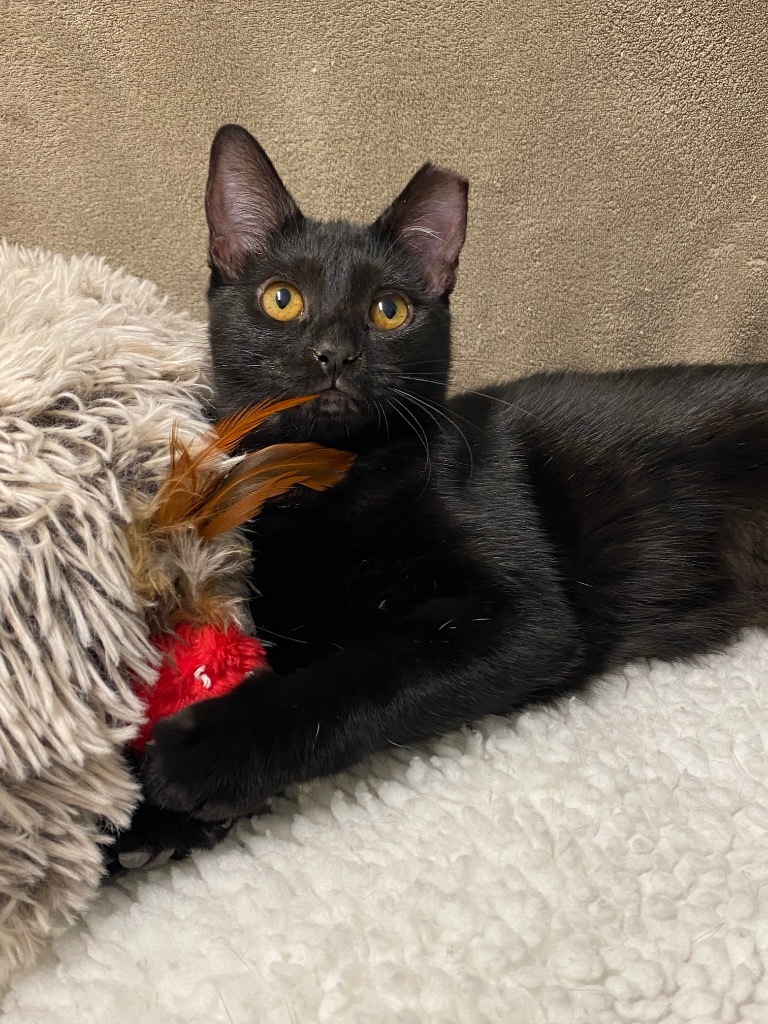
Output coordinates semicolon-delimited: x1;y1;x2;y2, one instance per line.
261;282;304;322
370;293;409;330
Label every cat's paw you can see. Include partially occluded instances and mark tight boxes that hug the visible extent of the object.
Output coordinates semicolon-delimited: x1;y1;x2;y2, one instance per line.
102;799;235;880
143;695;271;821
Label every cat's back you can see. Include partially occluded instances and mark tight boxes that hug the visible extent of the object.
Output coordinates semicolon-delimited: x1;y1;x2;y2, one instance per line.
443;360;768;541
448;362;768;668
451;362;768;456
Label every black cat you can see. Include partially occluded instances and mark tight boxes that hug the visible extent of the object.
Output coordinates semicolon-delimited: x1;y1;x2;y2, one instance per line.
108;124;768;868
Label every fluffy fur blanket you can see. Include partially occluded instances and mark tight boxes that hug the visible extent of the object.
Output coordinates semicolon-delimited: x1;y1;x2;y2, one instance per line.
0;242;249;989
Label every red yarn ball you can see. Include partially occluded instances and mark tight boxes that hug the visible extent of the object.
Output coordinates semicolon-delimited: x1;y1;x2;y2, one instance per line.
131;623;267;754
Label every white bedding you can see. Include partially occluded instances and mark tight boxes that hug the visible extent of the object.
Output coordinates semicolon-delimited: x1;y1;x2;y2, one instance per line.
4;630;767;1023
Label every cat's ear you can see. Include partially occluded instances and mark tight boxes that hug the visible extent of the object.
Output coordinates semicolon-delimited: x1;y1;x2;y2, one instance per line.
206;124;302;279
374;164;468;297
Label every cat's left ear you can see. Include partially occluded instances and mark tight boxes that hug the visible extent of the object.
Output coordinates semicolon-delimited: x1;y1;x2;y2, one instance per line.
206;124;302;280
374;164;469;298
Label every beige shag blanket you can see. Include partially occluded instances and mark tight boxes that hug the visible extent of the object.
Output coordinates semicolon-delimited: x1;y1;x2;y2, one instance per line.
0;241;247;988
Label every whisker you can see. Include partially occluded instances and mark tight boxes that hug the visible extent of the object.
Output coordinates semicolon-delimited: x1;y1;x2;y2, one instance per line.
399;374;546;425
378;400;391;443
372;398;382;435
386;394;433;491
402;358;451;370
409;392;486;443
391;386;475;478
390;386;453;452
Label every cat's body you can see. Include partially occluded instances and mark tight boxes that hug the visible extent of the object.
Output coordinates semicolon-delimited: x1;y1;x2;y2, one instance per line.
109;125;768;867
250;363;768;692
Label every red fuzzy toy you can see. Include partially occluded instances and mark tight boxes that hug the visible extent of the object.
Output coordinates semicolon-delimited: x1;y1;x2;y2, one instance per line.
129;396;354;753
130;625;268;754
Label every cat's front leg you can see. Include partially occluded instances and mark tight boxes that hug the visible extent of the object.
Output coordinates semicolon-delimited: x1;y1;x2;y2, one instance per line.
101;751;242;878
143;666;295;820
143;598;582;821
103;799;236;878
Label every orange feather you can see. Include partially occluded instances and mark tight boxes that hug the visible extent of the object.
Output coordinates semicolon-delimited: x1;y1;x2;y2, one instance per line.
156;395;317;528
198;443;355;538
152;396;354;538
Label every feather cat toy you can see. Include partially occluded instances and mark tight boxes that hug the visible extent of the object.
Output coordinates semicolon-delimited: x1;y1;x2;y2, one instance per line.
128;395;354;753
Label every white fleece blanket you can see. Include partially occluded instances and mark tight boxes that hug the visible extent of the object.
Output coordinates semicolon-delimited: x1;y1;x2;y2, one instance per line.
3;627;767;1022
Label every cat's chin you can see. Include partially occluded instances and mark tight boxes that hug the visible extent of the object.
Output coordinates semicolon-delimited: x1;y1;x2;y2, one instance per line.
306;388;374;445
316;389;356;416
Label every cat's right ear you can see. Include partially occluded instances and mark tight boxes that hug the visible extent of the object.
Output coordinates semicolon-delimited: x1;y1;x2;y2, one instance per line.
374;163;469;298
206;124;302;280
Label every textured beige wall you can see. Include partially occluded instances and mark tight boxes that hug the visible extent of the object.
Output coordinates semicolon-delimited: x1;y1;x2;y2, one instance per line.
2;1;767;386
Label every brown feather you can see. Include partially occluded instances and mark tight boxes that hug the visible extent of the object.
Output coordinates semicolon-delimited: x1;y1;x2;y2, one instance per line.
207;396;318;455
198;444;355;538
132;395;354;628
151;396;355;538
155;395;317;528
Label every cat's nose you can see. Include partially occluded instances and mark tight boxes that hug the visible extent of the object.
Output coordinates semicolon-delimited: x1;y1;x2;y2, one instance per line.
309;342;362;380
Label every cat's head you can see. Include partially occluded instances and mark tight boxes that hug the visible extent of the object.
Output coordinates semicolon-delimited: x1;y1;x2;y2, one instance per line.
205;124;468;448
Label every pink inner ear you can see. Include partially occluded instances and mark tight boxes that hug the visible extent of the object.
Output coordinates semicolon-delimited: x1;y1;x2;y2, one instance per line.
402;196;468;295
207;166;267;278
376;164;469;298
205;125;300;279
